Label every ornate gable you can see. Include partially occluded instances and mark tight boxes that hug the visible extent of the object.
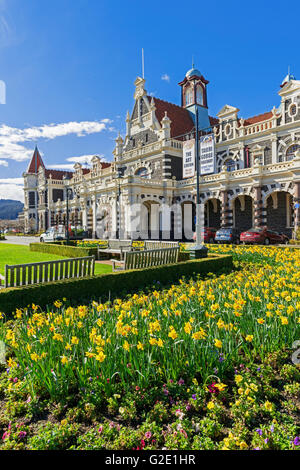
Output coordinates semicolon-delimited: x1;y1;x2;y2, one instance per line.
217;105;240;120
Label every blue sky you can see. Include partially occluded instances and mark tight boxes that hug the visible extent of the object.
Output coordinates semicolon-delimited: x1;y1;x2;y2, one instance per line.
0;0;299;201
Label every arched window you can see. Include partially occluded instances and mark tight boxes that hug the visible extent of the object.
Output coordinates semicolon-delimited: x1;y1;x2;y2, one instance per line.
286;144;300;161
135;167;149;178
224;158;237;172
185;87;193;106
196;85;204;105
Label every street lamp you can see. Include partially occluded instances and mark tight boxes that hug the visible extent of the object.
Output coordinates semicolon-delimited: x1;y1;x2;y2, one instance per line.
114;167;124;240
63;176;73;245
187;78;208;259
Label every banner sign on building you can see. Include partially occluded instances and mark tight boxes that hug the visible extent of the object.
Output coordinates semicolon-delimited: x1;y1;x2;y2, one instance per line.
200;134;216;175
183;139;195;178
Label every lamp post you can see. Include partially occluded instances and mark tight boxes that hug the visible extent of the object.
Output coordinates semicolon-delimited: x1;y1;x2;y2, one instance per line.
115;167;123;240
63;176;73;245
187;79;208;259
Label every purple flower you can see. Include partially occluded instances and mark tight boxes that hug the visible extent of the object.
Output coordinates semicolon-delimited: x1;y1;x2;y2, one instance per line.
192;394;197;400
264;438;269;444
178;378;185;385
293;437;300;446
255;428;263;436
270;425;274;433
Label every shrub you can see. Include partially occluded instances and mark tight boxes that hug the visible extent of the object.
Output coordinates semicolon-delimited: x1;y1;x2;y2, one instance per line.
289;239;300;245
27;422;79;450
0;254;232;314
29;242;97;258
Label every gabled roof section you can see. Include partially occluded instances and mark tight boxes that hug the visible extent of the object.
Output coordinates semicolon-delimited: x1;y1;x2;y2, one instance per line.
217;105;240;119
27;146;45;174
147;96;194;138
279;79;300;95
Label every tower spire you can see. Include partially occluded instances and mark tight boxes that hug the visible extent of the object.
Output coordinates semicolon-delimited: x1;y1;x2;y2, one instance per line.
27;146;45;174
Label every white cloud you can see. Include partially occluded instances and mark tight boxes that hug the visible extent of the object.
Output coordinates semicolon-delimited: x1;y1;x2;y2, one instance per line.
47;154;109;171
161;74;170;82
66;154;105;165
0;159;8;166
0;177;24;202
0;119;113;163
47;164;75;170
0;177;23;184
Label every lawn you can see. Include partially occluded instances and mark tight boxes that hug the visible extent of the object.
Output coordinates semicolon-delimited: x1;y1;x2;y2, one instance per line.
0;243;112;276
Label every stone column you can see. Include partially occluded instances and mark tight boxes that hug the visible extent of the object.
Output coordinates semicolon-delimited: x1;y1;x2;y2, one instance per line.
221;190;232;227
293;181;300;235
271;134;277;164
80;199;87;231
253;186;264;228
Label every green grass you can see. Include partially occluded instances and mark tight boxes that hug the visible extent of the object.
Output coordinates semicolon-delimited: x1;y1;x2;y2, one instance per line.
0;244;112;276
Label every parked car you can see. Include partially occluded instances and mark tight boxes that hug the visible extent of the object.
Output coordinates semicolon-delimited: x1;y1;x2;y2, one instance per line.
215;227;241;244
40;226;66;243
240;227;289;245
193;227;217;243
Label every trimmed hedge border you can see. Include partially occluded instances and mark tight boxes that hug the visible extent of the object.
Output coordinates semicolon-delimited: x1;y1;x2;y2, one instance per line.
30;242;98;258
0;254;232;314
30;242;191;261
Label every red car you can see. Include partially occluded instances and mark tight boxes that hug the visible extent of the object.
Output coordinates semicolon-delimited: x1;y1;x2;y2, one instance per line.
240;227;289;245
193;227;217;243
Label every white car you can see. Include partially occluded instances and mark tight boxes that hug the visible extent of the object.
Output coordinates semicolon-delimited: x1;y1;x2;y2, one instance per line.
40;226;66;243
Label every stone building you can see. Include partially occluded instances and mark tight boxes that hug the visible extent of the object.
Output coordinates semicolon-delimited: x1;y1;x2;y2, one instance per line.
23;68;300;239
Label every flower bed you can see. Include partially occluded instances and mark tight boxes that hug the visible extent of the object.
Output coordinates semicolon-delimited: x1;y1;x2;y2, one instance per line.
0;246;299;450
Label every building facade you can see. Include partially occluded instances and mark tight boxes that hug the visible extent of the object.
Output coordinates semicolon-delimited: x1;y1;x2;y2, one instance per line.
23;68;300;239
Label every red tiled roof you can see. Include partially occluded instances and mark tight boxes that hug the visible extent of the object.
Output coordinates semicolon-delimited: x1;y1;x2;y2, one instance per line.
45;169;73;180
147;96;219;138
243;111;273;126
148;96;194;138
209;116;219;126
27;147;45;174
44;162;111;180
100;162;112;169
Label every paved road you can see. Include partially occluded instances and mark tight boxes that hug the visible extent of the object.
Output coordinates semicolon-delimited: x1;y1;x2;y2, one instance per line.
0;235;39;246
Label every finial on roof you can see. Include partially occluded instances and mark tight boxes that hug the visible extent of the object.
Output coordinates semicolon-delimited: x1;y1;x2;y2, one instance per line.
281;67;296;86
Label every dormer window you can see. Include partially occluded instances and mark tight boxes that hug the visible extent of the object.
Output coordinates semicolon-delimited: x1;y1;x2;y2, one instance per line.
196;85;204;105
185;87;193;106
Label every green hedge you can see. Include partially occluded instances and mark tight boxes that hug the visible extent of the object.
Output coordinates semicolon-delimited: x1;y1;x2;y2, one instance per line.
30;242;98;258
0;254;232;314
289;240;300;245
